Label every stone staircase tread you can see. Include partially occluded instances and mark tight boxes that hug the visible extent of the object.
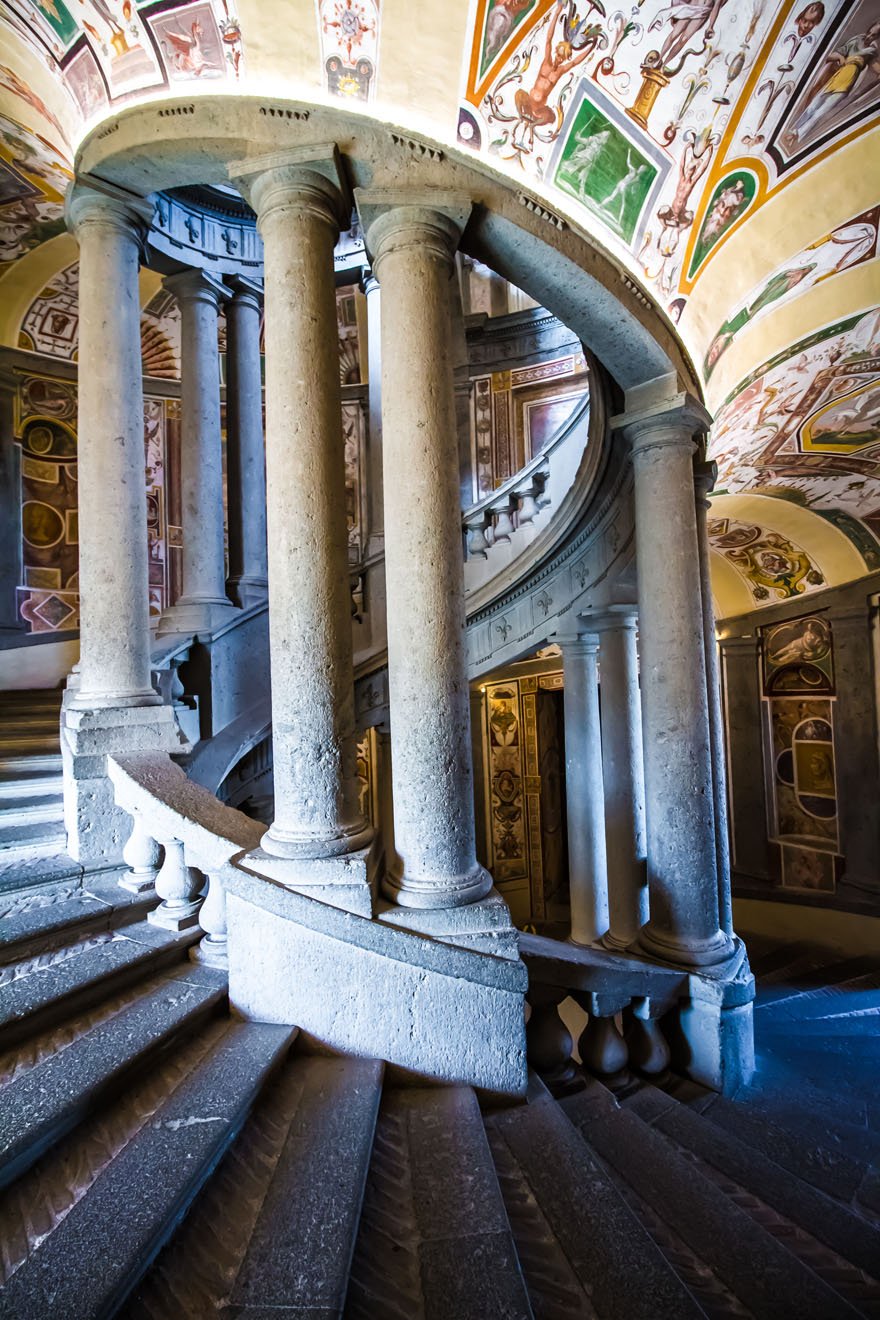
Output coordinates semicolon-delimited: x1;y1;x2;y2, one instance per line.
561;1084;863;1320
0;920;199;1050
489;1079;703;1320
225;1054;384;1313
0;890;113;963
0;756;63;778
0;1020;295;1320
0;850;83;895
0;818;67;850
0;794;64;820
622;1082;880;1279
738;1089;880;1170
757;972;880;1019
0;966;227;1189
347;1083;535;1320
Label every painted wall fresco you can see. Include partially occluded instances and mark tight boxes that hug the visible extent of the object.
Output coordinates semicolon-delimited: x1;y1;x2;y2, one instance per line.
317;0;379;102
0;0;243;123
460;0;880;316
708;513;826;605
0;113;70;263
761;612;841;893
709;307;880;566
481;671;565;924
14;367;176;632
470;350;587;499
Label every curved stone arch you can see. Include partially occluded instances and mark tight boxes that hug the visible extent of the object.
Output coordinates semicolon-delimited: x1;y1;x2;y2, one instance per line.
72;94;701;400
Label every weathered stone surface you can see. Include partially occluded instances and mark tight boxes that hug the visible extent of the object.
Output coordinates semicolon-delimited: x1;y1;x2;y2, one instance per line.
229;1056;383;1312
0;970;225;1187
0;1022;294;1320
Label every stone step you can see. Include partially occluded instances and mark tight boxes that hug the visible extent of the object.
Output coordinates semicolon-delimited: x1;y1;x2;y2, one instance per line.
0;755;63;779
0;920;199;1051
738;1085;880;1170
0;792;64;826
133;1052;384;1315
561;1081;863;1320
0;818;67;854
620;1082;880;1282
0;734;60;757
0;849;82;896
347;1084;534;1320
488;1077;701;1320
0;717;61;737
0;884;135;966
757;970;880;1020
0;1019;294;1319
0;964;227;1189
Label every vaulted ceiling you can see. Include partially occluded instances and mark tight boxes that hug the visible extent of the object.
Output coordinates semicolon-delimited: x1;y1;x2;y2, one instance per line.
1;0;878;617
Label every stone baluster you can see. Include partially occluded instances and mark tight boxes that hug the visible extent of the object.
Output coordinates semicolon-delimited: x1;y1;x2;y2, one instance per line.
465;515;492;560
694;460;733;937
493;500;515;543
356;190;491;910
192;870;228;967
526;985;577;1090
225;276;268;608
621;397;733;968
577;1000;629;1077
624;998;671;1076
62;181;182;865
148;839;204;930
559;634;609;945
158;270;237;635
591;607;648;950
120;816;161;894
230;149;371;869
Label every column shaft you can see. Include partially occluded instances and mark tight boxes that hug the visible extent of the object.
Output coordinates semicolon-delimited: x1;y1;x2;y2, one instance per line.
68;190;158;707
628;405;732;966
360;196;490;908
593;610;648;948
236;156;369;859
694;463;733;936
225;278;268;606
362;271;384;556
561;636;608;944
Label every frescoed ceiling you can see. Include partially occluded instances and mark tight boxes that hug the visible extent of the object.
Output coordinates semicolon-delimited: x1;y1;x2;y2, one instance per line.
0;0;878;617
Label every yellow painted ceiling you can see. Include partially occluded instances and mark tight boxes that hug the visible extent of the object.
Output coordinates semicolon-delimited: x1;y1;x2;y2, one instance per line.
1;0;878;613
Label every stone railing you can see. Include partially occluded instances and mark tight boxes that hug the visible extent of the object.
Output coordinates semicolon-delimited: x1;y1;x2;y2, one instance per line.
520;932;755;1095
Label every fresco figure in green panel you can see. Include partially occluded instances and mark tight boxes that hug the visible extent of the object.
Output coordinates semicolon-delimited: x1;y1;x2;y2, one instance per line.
555;98;657;244
28;0;80;48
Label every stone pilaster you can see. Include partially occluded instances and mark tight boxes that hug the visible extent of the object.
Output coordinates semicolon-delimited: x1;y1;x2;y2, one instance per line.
62;180;183;865
361;269;385;558
694;460;733;936
559;634;609;945
621;395;733;967
591;607;648;949
158;269;236;636
225;276;268;608
230;148;371;882
356;189;491;911
718;630;773;884
828;603;880;905
0;368;23;634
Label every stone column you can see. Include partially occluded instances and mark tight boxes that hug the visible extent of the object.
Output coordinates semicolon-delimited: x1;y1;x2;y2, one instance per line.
356;190;491;910
225;276;268;607
66;186;160;708
230;148;370;866
361;269;384;557
560;634;608;945
158;270;236;636
591;607;648;949
623;397;733;967
694;460;733;936
0;369;23;634
62;181;182;864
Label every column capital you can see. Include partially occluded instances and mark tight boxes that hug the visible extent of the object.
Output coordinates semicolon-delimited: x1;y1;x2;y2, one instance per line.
354;190;471;274
229;145;349;234
556;630;601;657
612;392;712;459
694;458;719;507
584;604;639;633
66;175;154;244
163;268;228;309
224;274;264;311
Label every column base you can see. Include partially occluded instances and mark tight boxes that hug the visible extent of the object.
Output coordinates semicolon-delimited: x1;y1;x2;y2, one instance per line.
62;700;189;868
226;575;268;609
382;860;493;910
242;844;373;916
148;898;202;931
637;920;735;968
156;596;239;637
261;816;374;861
377;887;519;958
